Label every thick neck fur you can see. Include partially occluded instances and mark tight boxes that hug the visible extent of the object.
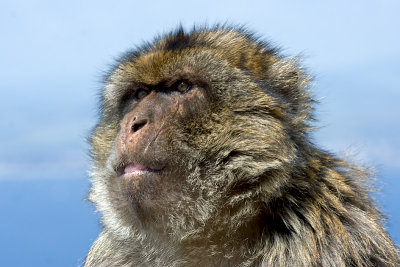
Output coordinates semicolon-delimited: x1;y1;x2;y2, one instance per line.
87;145;399;266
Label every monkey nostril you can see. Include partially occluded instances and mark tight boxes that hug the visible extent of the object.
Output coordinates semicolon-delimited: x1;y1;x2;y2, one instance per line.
131;120;147;133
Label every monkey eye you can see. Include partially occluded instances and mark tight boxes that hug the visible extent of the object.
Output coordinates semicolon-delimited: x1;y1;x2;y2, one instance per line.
176;80;192;93
135;88;148;100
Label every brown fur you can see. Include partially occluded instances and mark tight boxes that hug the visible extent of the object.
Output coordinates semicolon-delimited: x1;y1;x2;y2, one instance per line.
85;26;399;266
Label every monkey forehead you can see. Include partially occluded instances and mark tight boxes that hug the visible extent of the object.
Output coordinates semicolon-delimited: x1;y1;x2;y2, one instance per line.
111;50;209;85
106;28;279;85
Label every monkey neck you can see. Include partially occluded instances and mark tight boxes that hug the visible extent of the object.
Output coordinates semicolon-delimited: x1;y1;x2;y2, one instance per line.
173;210;264;266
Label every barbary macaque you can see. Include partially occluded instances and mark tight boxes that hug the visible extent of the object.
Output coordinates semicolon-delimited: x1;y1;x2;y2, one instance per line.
85;27;400;266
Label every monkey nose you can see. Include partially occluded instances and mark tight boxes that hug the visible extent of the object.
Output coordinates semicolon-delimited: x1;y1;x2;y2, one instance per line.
131;118;148;133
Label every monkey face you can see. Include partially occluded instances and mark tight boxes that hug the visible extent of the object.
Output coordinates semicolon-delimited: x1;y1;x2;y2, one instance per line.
89;29;306;235
112;78;208;203
90;51;229;232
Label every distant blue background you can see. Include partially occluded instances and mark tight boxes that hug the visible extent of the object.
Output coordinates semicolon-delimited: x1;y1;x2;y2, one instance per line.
1;1;399;266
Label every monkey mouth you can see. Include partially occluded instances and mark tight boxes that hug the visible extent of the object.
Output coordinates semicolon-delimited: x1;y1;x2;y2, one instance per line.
118;163;162;177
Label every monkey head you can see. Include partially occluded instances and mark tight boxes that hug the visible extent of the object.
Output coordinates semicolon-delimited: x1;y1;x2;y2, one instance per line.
89;27;312;239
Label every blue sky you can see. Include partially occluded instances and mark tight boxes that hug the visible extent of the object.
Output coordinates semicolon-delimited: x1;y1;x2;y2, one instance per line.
1;1;399;266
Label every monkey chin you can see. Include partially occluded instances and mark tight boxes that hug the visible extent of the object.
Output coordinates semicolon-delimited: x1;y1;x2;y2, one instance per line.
120;165;163;203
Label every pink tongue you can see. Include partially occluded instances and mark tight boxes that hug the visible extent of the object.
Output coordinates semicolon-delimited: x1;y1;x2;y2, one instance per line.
124;163;149;174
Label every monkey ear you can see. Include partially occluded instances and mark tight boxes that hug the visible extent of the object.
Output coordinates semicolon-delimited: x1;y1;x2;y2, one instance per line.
266;58;314;128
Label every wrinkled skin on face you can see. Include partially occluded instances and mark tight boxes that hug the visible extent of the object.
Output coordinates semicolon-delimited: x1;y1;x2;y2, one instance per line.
114;81;207;198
